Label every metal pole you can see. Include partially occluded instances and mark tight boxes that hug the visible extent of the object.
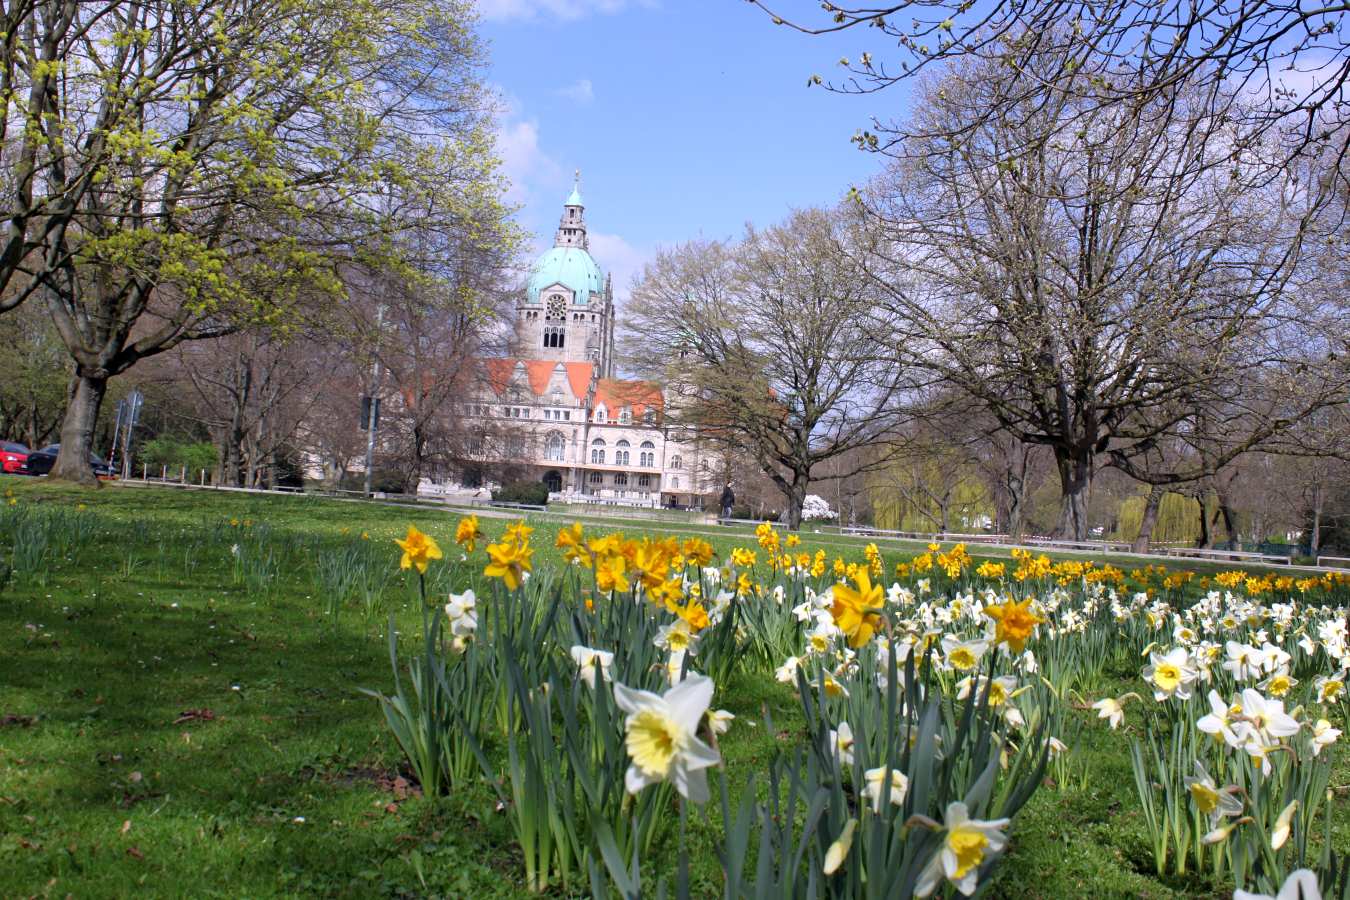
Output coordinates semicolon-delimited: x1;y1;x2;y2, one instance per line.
363;304;385;497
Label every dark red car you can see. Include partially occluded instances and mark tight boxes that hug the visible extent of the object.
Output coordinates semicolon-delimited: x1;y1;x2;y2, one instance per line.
0;441;30;474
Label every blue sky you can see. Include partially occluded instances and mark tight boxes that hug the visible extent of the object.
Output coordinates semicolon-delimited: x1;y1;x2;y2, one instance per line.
478;0;914;301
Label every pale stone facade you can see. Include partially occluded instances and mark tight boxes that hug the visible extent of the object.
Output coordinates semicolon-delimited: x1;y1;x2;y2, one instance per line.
452;183;716;508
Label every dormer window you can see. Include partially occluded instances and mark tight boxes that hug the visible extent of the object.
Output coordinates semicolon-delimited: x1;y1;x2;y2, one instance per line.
594;404;607;424
619;406;632;425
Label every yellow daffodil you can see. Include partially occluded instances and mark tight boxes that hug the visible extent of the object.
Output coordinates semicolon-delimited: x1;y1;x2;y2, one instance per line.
555;522;588;565
830;570;884;648
484;537;532;591
395;525;442;574
454;515;485;553
984;596;1046;654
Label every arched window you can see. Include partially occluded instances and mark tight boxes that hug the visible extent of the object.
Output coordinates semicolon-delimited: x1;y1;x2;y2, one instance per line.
543;326;566;349
639;452;652;467
588;471;603;484
670;454;682;470
615;440;630;466
640;440;655;450
639;441;655;467
590;437;605;465
545;433;565;462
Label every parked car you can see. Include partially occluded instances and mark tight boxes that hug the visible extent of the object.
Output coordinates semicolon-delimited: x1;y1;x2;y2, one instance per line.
25;444;116;478
0;441;30;474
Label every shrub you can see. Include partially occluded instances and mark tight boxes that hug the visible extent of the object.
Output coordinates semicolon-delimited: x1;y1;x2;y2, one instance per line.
140;437;216;475
492;480;549;506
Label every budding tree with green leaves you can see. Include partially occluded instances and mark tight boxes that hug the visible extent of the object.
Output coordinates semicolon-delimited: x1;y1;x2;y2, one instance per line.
0;0;513;482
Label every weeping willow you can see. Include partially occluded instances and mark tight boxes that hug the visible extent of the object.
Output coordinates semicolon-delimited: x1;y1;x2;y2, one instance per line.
1113;491;1230;544
867;461;995;533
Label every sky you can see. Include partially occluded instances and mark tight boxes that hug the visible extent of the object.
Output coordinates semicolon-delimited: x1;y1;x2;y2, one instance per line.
477;0;914;303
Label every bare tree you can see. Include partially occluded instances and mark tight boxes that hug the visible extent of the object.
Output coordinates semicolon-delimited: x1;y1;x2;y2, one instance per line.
623;206;909;529
751;2;1349;187
860;54;1348;539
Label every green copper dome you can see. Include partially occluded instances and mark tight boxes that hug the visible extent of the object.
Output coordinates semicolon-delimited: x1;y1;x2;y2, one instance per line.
566;185;584;207
527;246;603;305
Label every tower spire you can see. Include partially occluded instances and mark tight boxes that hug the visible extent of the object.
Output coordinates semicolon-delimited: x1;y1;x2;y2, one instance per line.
557;171;587;249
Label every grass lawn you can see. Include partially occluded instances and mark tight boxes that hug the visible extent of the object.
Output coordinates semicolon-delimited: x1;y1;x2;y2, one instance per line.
0;477;1344;898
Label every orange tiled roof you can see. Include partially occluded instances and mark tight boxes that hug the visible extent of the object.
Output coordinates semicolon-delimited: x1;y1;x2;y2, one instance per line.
479;358;595;401
594;378;664;419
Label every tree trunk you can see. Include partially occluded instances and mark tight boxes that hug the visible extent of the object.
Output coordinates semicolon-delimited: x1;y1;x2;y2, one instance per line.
1004;444;1028;540
1196;491;1214;549
784;472;808;530
1053;446;1092;541
1215;486;1239;550
1132;485;1166;554
1309;480;1324;557
51;371;108;485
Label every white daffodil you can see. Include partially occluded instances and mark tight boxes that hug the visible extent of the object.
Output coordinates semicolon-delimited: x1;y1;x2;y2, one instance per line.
775;655;802;685
1223;641;1263;681
708;708;735;735
1093;696;1126;730
664;650;688;686
1197;689;1249;748
569;645;614;689
914;801;1011;897
1240;688;1301;743
1257;670;1297;697
823;818;856;875
1271;799;1299;850
1142;647;1197;701
1259;642;1292;674
1234;868;1323;900
444;589;478;636
828;720;855;766
862;766;909;812
612;674;721;803
1182;761;1243;824
1314;671;1346;705
941;635;989;672
805;622;838;656
656;618;699;656
1311;718;1340;757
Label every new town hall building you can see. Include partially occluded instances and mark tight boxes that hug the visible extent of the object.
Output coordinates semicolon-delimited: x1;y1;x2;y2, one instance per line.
455;183;716;508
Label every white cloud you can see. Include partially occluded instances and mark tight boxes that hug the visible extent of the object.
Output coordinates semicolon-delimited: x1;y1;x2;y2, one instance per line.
496;117;562;204
589;230;652;306
555;78;594;104
476;0;654;23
